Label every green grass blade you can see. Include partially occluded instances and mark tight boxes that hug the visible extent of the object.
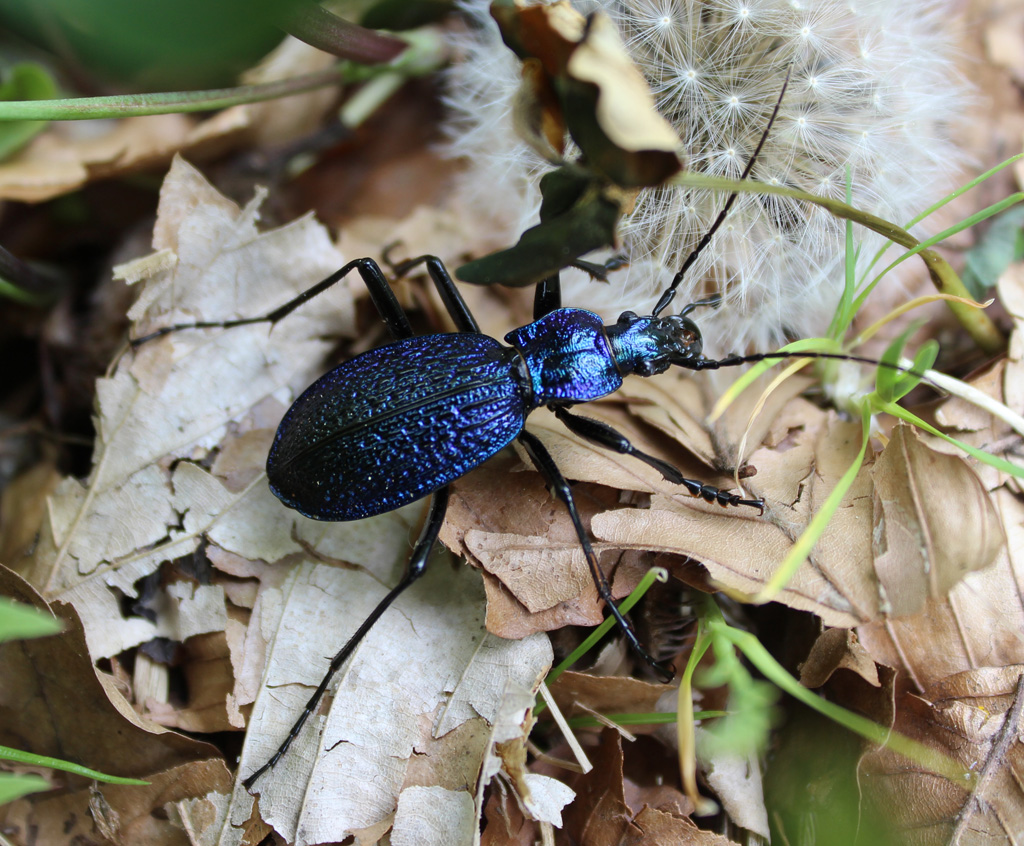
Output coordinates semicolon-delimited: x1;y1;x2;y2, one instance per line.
0;599;62;643
853;194;1024;316
889;341;938;402
718;625;972;787
0;773;51;804
708;336;840;422
537;567;668;712
678;621;715;812
752;404;872;603
0;745;148;785
877;403;1024;480
904;153;1024;229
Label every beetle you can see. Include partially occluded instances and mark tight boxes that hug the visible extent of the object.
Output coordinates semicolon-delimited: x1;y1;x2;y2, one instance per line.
134;83;921;791
139;242;918;791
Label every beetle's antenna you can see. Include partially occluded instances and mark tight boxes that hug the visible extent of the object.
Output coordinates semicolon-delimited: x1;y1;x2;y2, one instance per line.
690;349;932;385
652;67;791;318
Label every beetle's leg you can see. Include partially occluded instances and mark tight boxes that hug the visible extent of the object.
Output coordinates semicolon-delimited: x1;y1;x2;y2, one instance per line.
553;407;764;513
533;273;561;321
132;257;415;344
242;485;451;792
516;428;673;682
383;253;480;334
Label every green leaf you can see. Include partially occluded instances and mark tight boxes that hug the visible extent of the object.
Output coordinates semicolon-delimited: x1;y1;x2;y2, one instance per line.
0;598;62;643
361;0;455;30
875;324;923;404
0;63;58;161
456;174;623;288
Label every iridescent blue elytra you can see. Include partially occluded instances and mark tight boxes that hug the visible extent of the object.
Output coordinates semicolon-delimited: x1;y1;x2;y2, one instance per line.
267;334;524;520
266;305;704;522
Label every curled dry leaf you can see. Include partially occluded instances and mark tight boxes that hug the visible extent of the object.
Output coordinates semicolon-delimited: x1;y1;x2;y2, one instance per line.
6;158;560;844
800;627;880;689
0;115;195;203
491;0;681;187
859;488;1024;695
565;12;683;165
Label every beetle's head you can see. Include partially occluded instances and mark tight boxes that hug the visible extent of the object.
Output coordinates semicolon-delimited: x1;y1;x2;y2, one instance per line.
606;311;706;377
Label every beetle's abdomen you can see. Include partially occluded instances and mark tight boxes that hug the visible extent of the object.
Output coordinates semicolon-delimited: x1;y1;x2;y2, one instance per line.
267;334;525;521
505;308;622;405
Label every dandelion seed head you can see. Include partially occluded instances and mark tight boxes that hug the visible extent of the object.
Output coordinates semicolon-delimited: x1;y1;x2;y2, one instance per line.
443;0;970;351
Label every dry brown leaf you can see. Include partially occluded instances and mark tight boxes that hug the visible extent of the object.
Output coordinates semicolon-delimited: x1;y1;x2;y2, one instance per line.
624;805;738;846
494;1;680;185
0;565;216;782
562;729;739;845
0;115;195;203
800;628;881;689
564;12;682;156
146;630;242;733
0;461;61;569
549;670;665;720
862;667;1024;845
858;488;1024;692
446;381;1005;634
231;554;553;845
405;716;494;793
927;358;1021;495
1;758;233;846
474;680;575;832
442;452;618;639
480;786;537;846
19;156;355;660
871;424;1004;617
391;785;477;845
618;369;816;468
562;729;640;845
577;412;880;626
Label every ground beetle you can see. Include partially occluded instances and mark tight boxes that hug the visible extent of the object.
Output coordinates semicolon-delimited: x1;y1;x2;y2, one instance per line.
134;83;909;791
